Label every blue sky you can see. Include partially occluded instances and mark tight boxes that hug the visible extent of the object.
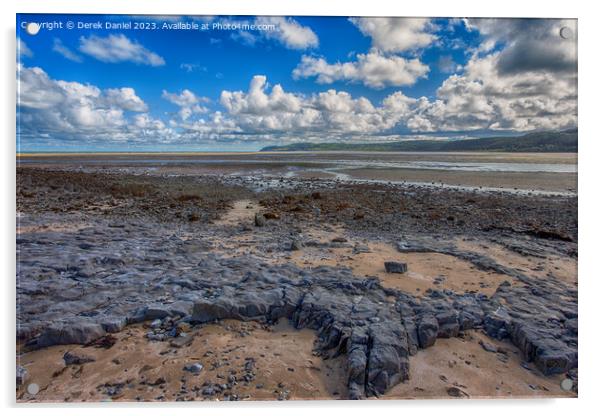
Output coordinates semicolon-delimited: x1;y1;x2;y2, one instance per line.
17;14;577;151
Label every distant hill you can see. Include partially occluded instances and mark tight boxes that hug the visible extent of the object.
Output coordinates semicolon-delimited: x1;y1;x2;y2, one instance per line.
260;129;578;153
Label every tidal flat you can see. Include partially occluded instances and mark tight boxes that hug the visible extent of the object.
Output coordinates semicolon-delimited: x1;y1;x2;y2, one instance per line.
16;152;578;401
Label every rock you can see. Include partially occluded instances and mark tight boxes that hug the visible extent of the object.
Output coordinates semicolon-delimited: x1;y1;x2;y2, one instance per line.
168;301;194;317
63;351;96;365
254;213;266;227
101;317;127;333
417;315;439;348
290;239;303;251
183;363;203;374
37;323;106;347
16;366;28;386
479;340;498;353
384;261;408;274
447;386;469;397
143;305;172;321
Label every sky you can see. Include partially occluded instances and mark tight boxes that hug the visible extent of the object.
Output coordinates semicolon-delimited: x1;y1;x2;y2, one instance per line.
16;14;578;152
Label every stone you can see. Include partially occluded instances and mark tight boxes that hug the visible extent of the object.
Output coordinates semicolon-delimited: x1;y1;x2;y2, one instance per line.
417;315;439;348
183;363;203;374
479;340;498;353
447;386;468;397
63;351;96;365
254;213;266;227
290;239;303;251
384;261;408;274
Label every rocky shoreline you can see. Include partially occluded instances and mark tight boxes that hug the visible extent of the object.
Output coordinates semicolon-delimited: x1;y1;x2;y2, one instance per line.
16;167;578;401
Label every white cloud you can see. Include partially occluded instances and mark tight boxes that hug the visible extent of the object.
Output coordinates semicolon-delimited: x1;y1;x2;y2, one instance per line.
349;17;437;53
227;17;318;50
52;38;83;63
79;34;165;66
17;64;173;144
106;87;148;112
403;51;577;132
17;38;33;58
162;89;209;120
395;19;578;133
256;16;318;50
217;75;412;136
293;52;429;88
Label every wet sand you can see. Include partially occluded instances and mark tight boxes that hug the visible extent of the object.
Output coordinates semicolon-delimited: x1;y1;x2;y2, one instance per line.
336;168;577;193
17;319;346;402
17;151;577;193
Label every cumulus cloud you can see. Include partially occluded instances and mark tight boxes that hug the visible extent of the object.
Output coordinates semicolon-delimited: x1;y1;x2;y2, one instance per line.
18;15;578;149
79;34;165;66
106;87;148;112
162;89;209;120
294;18;434;89
293;52;429;88
398;19;578;132
349;17;437;53
217;75;413;136
227;17;318;50
17;64;172;144
255;16;318;50
403;51;577;132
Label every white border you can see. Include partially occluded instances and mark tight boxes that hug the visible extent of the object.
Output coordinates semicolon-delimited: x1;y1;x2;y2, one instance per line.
2;0;600;415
